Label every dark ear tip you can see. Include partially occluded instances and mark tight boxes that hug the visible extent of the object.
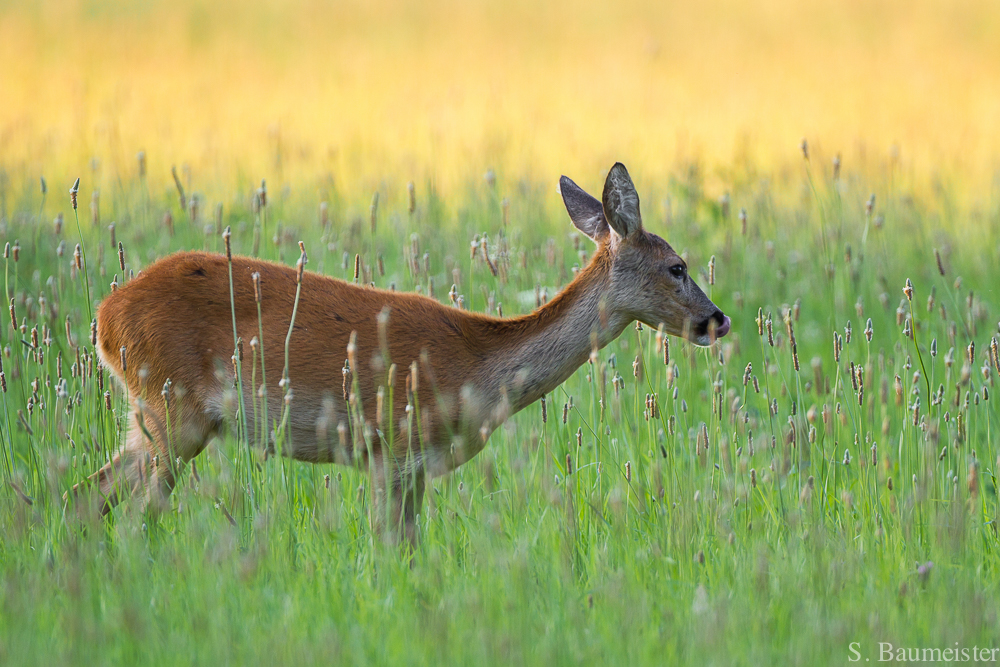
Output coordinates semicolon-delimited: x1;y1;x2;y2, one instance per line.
607;162;630;179
559;175;582;200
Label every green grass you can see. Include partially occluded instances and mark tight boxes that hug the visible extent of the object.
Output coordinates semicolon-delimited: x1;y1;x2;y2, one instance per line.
0;158;998;665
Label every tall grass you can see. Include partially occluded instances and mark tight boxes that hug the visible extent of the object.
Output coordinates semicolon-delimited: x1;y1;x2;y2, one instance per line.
0;150;997;664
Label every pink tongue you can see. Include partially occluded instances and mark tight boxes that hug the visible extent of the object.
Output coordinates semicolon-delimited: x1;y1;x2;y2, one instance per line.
716;316;731;338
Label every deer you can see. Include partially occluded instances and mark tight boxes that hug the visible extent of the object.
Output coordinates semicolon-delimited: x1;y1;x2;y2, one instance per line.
71;162;730;545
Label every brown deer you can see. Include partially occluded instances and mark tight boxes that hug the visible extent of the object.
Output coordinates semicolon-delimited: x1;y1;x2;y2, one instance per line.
73;162;730;544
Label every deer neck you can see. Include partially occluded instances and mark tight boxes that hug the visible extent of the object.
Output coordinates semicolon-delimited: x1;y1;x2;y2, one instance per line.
484;247;630;415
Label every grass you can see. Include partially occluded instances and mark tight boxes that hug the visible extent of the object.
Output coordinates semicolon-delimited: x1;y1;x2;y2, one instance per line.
0;150;997;665
3;0;1000;662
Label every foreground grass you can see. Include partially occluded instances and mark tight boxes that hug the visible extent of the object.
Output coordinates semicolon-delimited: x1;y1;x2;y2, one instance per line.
0;156;998;665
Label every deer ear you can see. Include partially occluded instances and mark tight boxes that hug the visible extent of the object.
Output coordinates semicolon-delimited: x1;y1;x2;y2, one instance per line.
559;175;609;242
602;162;642;238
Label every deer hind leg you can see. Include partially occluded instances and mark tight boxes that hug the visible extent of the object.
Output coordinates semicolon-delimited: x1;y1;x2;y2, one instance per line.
370;449;426;548
72;399;220;516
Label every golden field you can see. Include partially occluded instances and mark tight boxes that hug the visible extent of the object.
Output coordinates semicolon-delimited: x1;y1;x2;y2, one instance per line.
2;0;1000;198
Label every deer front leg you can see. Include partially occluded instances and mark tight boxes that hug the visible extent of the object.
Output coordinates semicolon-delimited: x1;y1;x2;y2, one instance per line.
370;451;426;548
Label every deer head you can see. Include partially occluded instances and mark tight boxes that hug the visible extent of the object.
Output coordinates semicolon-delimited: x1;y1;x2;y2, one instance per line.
560;162;730;346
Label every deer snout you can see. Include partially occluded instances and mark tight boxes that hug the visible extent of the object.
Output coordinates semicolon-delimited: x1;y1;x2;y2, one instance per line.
692;309;730;345
714;310;731;338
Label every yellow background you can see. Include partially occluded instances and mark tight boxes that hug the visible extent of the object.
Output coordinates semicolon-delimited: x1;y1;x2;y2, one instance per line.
3;0;999;194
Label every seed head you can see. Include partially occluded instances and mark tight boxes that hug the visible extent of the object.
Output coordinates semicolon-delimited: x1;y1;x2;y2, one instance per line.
346;332;357;372
903;279;913;301
375;387;385;427
407;182;416;214
252;272;262;303
69;178;80;210
316;201;329;230
222;226;232;260
258;179;267;208
297;249;307;284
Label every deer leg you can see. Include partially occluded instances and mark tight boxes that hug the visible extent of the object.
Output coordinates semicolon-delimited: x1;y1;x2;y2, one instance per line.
370;451;426;548
84;418;157;515
69;401;218;516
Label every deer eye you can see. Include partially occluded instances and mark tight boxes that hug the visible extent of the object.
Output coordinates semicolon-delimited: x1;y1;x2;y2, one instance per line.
669;264;687;279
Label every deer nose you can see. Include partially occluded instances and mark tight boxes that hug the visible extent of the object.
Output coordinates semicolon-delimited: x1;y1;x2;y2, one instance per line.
712;310;731;338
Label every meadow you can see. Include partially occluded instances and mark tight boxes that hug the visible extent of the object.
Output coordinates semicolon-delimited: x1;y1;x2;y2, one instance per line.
2;0;1000;665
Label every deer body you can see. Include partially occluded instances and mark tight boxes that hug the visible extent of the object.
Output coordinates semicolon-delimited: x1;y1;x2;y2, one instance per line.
77;163;730;544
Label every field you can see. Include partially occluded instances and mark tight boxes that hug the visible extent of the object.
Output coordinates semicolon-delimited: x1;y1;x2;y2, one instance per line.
2;1;1000;665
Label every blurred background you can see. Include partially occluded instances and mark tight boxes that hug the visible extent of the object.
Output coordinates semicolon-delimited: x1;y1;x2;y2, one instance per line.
2;0;1000;196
